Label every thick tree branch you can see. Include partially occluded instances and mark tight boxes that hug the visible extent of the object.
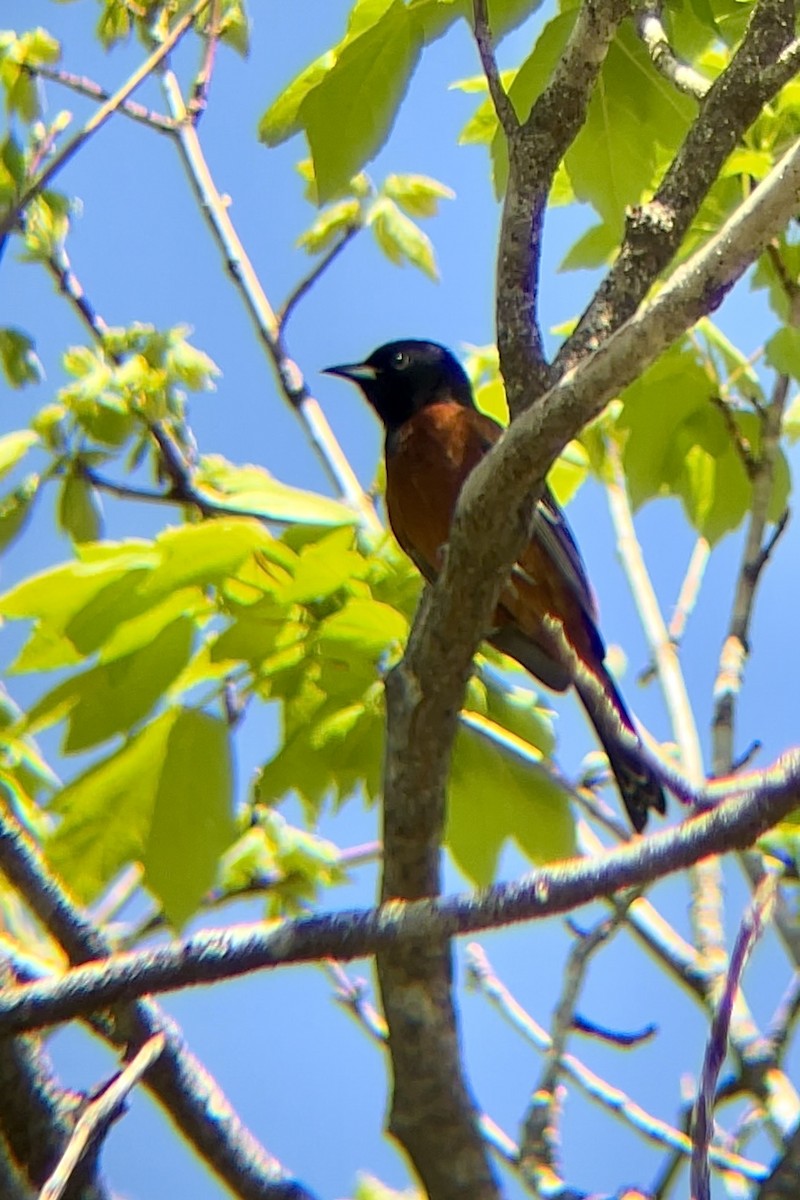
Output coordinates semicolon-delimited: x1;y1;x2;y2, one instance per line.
498;0;632;406
390;132;800;905
0;960;88;1197
0;808;314;1200
1;752;799;1036
378;6;642;1187
557;0;795;371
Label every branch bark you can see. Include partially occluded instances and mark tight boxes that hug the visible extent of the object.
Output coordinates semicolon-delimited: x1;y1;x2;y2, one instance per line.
1;750;798;1036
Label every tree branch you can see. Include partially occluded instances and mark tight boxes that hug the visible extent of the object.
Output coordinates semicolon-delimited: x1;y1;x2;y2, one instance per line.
635;3;711;99
558;0;795;372
471;0;518;136
278;226;361;331
692;876;777;1200
498;0;632;406
1;752;799;1035
466;944;767;1183
712;375;790;776
40;1034;166;1200
0;807;314;1200
159;69;381;532
0;0;209;242
25;63;176;133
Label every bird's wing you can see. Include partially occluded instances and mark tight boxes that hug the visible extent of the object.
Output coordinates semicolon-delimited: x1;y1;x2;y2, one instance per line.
527;488;600;627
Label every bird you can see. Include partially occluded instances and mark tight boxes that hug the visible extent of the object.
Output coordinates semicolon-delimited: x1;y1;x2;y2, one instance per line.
324;339;666;832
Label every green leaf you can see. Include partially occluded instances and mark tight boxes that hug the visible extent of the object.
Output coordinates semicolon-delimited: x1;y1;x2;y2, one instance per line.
618;342;715;509
0;543;157;626
766;328;800;381
782;393;800;444
22;192;70;259
549;441;590;506
259;51;337;146
281;527;366;604
58;473;103;544
563;27;693;223
0;430;39;479
26;617;196;753
0;477;39;557
383;172;455;217
317;597;408;660
47;707;235;926
448;716;574;886
140;518;279;600
559;222;620;272
302;2;424;203
144;709;235;928
368;196;439;279
0;330;42;387
194;455;358;526
47;710;176;902
296;199;362;254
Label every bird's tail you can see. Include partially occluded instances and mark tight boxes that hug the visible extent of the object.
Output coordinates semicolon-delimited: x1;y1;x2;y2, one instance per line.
574;665;666;833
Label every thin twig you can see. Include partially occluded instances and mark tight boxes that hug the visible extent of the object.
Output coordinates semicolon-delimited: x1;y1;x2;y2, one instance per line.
471;0;518;136
159;69;381;532
188;0;222;123
521;908;630;1176
692;875;778;1200
0;1;209;242
323;960;387;1043
635;3;711;98
25;63;176;133
669;536;711;646
712;374;790;777
711;394;758;476
766;972;800;1060
39;1034;167;1200
605;440;705;788
467;944;768;1183
640;537;711;685
44;247;110;341
605;442;731;1002
278;227;361;331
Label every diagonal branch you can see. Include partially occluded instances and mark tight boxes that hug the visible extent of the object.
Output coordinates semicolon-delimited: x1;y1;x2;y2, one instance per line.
159;70;381;532
472;0;518;136
497;0;632;407
373;131;800;1197
635;3;711;99
557;0;796;373
0;806;314;1200
25;63;176;133
0;0;209;242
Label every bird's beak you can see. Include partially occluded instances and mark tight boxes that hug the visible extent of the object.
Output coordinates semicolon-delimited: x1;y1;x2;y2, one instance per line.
322;362;378;382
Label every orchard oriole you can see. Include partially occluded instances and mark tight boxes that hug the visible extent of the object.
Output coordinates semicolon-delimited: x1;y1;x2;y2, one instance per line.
325;340;665;832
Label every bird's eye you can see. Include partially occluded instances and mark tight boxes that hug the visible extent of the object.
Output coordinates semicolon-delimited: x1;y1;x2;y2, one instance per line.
392;350;409;370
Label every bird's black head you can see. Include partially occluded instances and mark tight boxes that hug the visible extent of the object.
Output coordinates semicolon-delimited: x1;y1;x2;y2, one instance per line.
324;340;475;432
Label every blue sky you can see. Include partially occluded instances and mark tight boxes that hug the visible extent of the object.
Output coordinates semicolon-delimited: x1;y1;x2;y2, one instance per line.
3;2;799;1197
